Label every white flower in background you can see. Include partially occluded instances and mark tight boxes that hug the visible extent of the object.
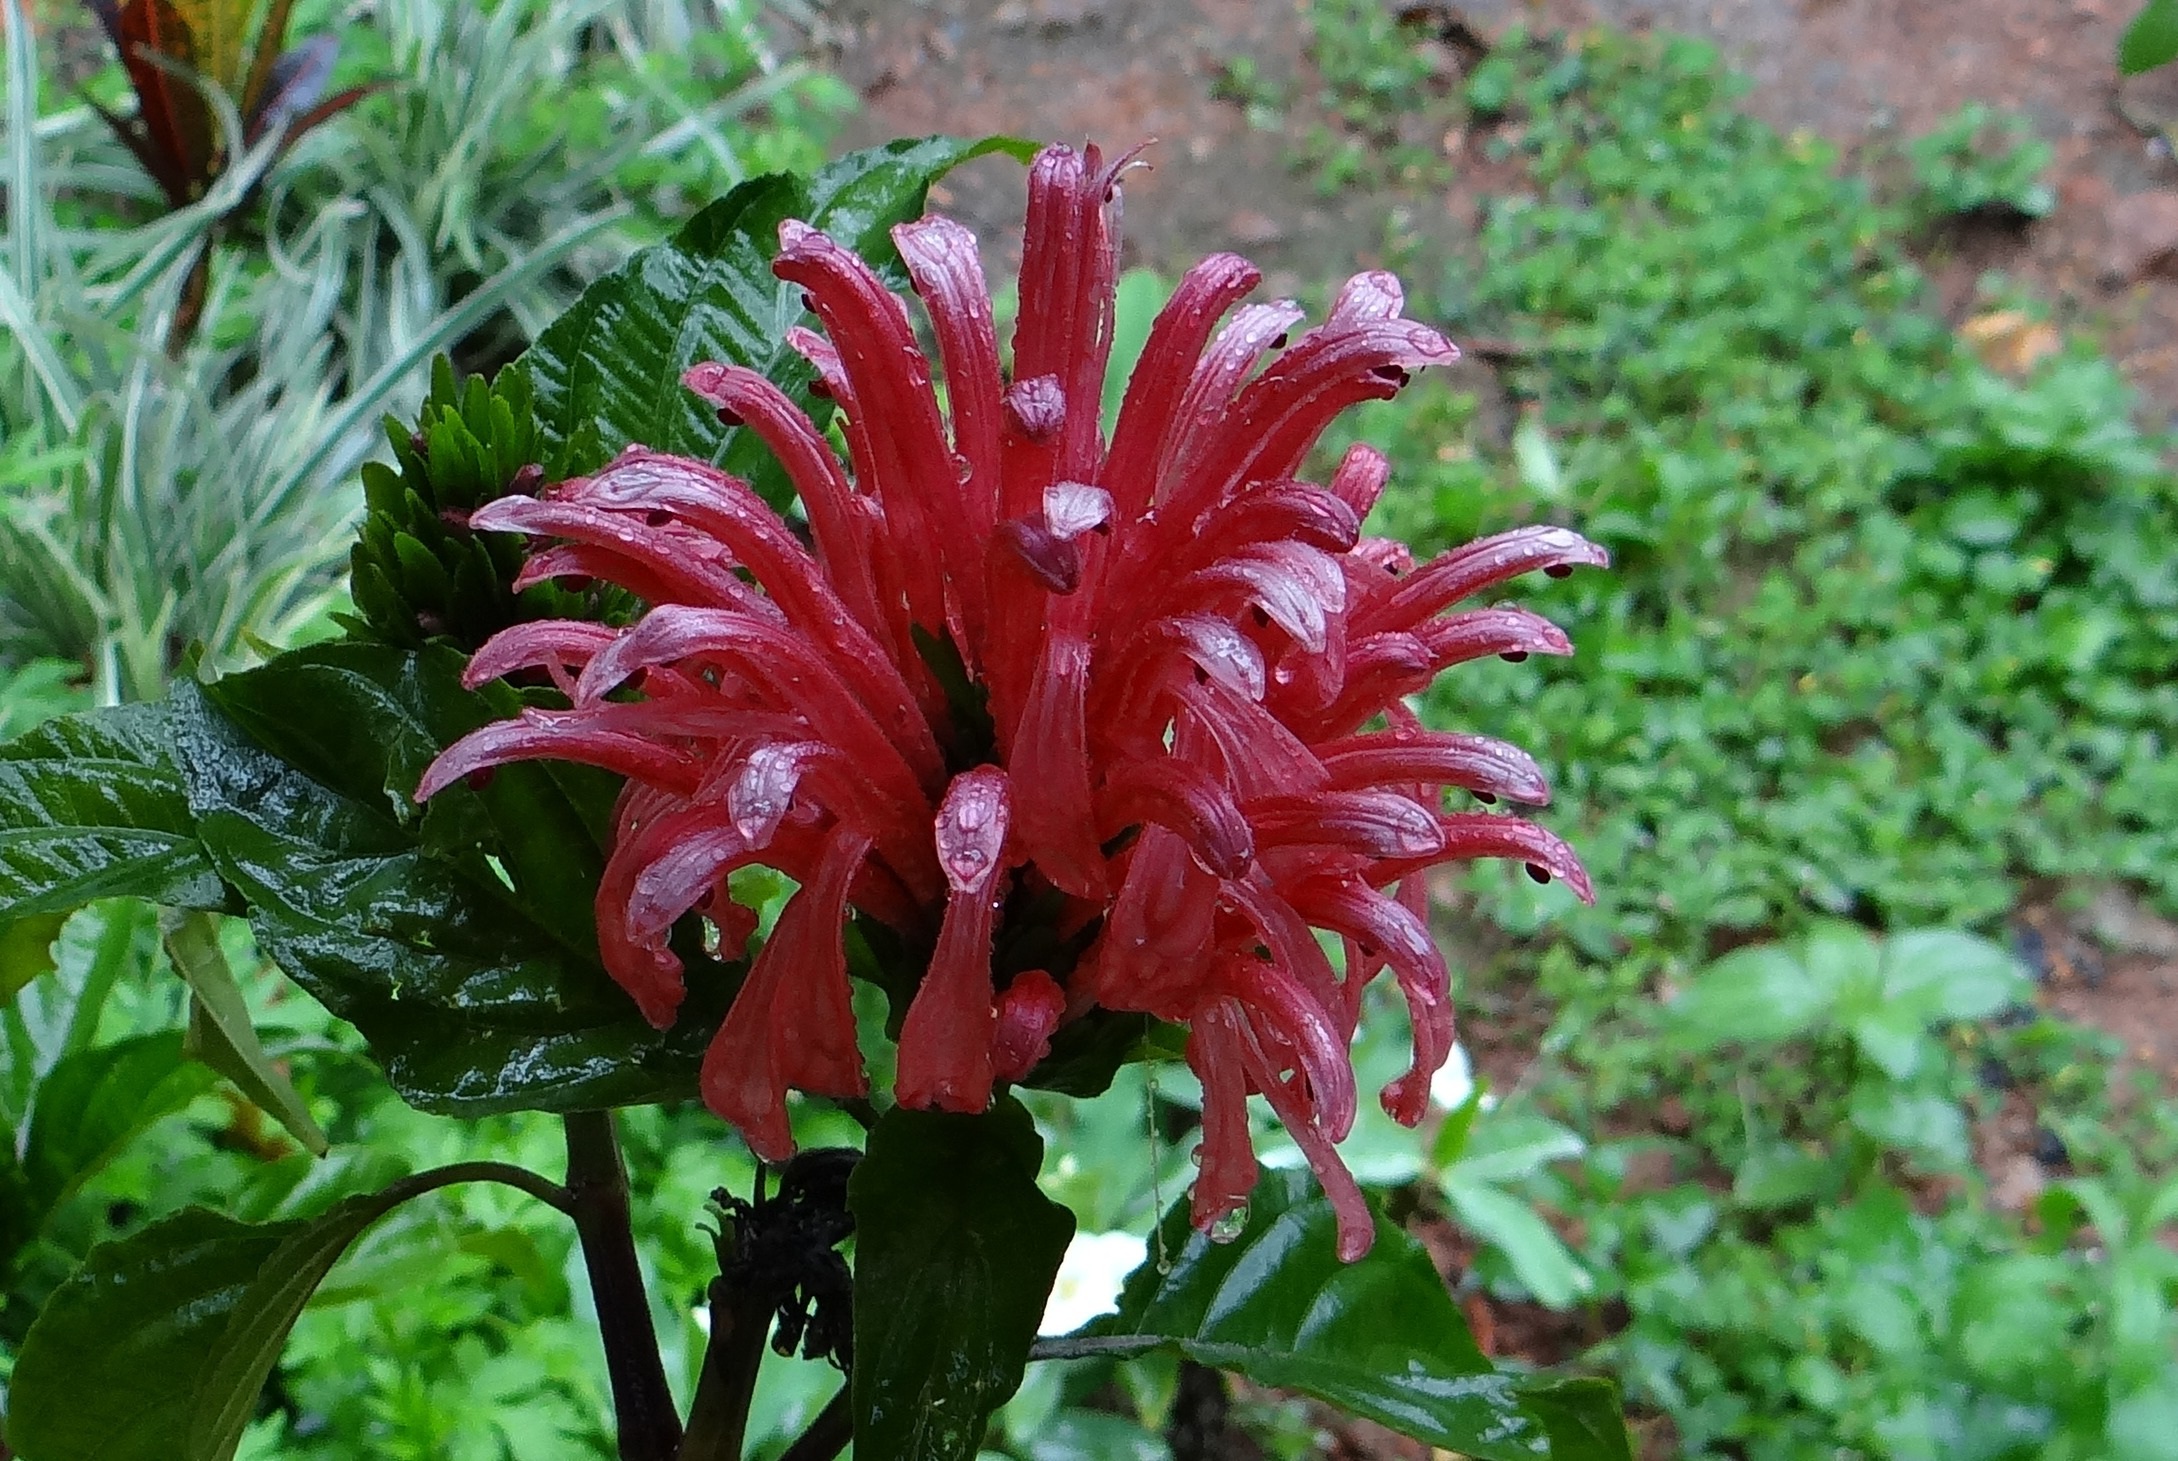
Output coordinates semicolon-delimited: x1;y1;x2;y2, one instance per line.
1430;1042;1489;1112
1039;1230;1149;1337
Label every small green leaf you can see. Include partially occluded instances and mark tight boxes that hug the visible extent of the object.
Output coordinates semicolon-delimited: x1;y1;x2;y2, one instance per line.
1668;942;1825;1048
1846;1012;1930;1081
850;1098;1075;1461
21;1031;216;1215
165;909;328;1156
1847;1088;1969;1168
1732;1140;1836;1209
0;702;228;924
1879;928;2028;1024
1444;1180;1592;1310
1800;921;1881;1006
1093;1167;1626;1459
1450;1111;1586;1186
0;909;68;1000
2119;0;2178;73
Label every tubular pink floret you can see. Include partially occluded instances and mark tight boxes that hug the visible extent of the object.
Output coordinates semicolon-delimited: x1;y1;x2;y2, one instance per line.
1319;731;1553;805
415;714;702;802
1369;525;1612;633
895;768;1015;1112
680;363;887;636
895;216;1004;542
991;970;1066;1083
460;621;618;690
407;141;1604;1259
1105;252;1262;518
1097;755;1255;879
701;825;872;1162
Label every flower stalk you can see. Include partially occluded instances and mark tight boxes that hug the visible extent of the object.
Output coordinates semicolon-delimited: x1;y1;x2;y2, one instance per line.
563;1111;684;1461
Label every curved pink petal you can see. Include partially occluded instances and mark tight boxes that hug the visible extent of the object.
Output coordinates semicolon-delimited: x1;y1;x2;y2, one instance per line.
701;824;873;1161
991;969;1066;1083
1319;730;1552;805
1104;252;1262;520
1368;525;1610;634
415;713;701;803
894;768;1014;1112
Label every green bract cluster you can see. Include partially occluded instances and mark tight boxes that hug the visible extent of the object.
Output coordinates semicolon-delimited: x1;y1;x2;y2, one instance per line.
346;360;621;652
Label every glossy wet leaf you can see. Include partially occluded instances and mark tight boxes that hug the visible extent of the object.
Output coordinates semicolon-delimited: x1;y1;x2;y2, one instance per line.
522;136;1033;497
7;1176;483;1461
169;647;722;1115
0;701;228;923
165;909;327;1155
1090;1167;1629;1460
850;1098;1075;1461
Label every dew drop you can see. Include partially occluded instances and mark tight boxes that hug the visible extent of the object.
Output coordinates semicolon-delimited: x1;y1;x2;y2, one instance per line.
1499;650;1530;663
1525;862;1553;885
953;452;973;483
1544;563;1574;579
1473;790;1497;805
1208;1205;1250;1244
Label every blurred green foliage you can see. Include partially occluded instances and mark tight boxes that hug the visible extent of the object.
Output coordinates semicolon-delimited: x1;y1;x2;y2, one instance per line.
1310;25;2178;1460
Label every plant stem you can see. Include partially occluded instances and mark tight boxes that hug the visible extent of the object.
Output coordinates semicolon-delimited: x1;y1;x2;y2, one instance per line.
776;1388;852;1461
389;1159;576;1215
1028;1334;1163;1362
564;1110;684;1461
674;1271;773;1461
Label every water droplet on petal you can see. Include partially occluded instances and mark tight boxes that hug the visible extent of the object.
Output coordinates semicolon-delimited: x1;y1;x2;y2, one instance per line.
1208;1205;1250;1244
953;452;974;483
1526;862;1552;885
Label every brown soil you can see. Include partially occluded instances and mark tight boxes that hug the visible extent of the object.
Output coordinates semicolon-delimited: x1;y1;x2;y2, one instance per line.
826;0;2178;427
821;0;1402;294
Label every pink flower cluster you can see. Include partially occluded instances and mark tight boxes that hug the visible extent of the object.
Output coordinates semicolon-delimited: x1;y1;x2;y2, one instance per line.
418;144;1602;1259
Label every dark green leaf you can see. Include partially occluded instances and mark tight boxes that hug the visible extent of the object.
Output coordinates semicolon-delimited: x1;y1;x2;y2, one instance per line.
1092;1168;1625;1460
166;910;328;1156
201;639;616;962
1517;1378;1637;1461
0;702;227;923
850;1097;1075;1461
522;136;1031;499
7;1171;511;1461
1020;1010;1164;1098
7;1210;287;1461
22;1031;216;1216
2120;0;2178;73
170;648;723;1115
0;910;68;1000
